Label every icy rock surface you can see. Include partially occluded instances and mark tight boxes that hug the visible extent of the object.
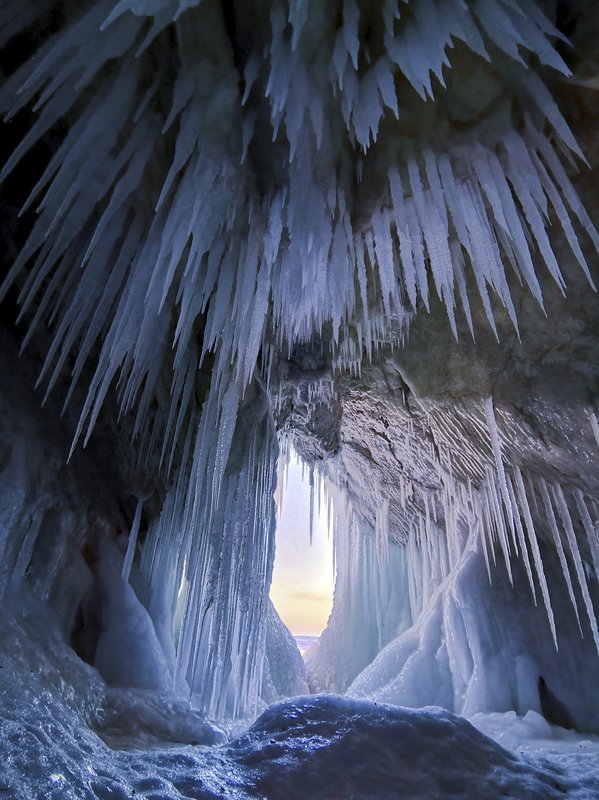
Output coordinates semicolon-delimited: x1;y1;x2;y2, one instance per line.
231;696;568;800
0;607;589;800
0;610;231;799
96;688;226;751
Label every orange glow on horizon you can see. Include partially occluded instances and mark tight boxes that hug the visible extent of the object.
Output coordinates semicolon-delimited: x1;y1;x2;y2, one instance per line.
269;452;335;637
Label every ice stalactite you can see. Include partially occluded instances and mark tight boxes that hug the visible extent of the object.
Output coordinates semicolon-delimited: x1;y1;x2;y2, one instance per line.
139;379;278;720
121;499;143;582
1;0;597;458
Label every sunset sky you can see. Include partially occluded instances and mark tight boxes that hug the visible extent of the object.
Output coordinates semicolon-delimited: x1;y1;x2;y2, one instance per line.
269;452;335;636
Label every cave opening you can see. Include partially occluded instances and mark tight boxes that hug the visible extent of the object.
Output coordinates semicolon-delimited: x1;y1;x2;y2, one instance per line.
270;446;335;649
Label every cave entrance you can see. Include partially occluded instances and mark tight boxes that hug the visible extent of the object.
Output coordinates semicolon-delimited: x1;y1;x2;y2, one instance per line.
269;446;335;658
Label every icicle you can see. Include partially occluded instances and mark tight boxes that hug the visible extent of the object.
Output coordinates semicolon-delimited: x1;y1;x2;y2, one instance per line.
539;479;583;635
122;499;143;582
553;484;599;654
575;490;599;584
375;494;390;567
513;468;557;648
587;409;599;449
506;474;537;603
478;494;493;584
483;398;514;580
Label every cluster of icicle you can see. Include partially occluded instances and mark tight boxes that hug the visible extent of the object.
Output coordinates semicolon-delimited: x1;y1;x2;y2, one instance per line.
1;0;598;718
317;396;599;670
1;0;597;449
138;381;278;719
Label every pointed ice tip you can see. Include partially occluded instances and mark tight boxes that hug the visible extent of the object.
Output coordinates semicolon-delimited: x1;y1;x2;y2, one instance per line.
510;316;521;342
34;375;45;396
15;306;27;326
100;8;120;32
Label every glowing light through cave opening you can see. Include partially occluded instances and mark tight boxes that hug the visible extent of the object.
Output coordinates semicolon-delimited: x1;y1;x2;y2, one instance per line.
270;447;335;638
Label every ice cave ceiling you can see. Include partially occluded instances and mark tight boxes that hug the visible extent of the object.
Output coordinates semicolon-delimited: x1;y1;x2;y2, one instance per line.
2;0;599;797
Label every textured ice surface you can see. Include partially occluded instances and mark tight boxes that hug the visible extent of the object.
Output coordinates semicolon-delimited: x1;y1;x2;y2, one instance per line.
260;601;309;704
1;608;598;800
470;712;599;800
347;540;599;732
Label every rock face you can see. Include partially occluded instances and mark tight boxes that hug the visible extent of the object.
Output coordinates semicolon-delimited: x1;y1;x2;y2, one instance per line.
1;0;599;749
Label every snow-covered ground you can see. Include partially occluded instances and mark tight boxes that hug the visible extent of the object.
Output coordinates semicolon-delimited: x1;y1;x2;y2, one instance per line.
2;609;599;800
470;711;599;800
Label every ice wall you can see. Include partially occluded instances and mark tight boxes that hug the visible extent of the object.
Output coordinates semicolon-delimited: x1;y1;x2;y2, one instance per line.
261;600;309;703
306;503;413;694
348;535;599;732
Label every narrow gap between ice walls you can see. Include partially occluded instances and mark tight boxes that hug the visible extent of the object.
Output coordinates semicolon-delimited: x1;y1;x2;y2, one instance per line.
270;444;335;656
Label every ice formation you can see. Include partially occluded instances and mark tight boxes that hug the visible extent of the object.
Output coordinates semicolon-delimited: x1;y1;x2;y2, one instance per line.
6;605;597;799
1;0;599;795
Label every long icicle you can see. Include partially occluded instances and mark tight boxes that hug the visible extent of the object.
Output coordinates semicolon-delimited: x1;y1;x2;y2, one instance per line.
539;479;583;635
513;467;558;649
553;484;599;654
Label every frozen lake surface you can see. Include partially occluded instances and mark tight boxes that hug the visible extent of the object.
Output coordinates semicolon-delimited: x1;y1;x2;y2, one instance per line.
293;635;319;657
